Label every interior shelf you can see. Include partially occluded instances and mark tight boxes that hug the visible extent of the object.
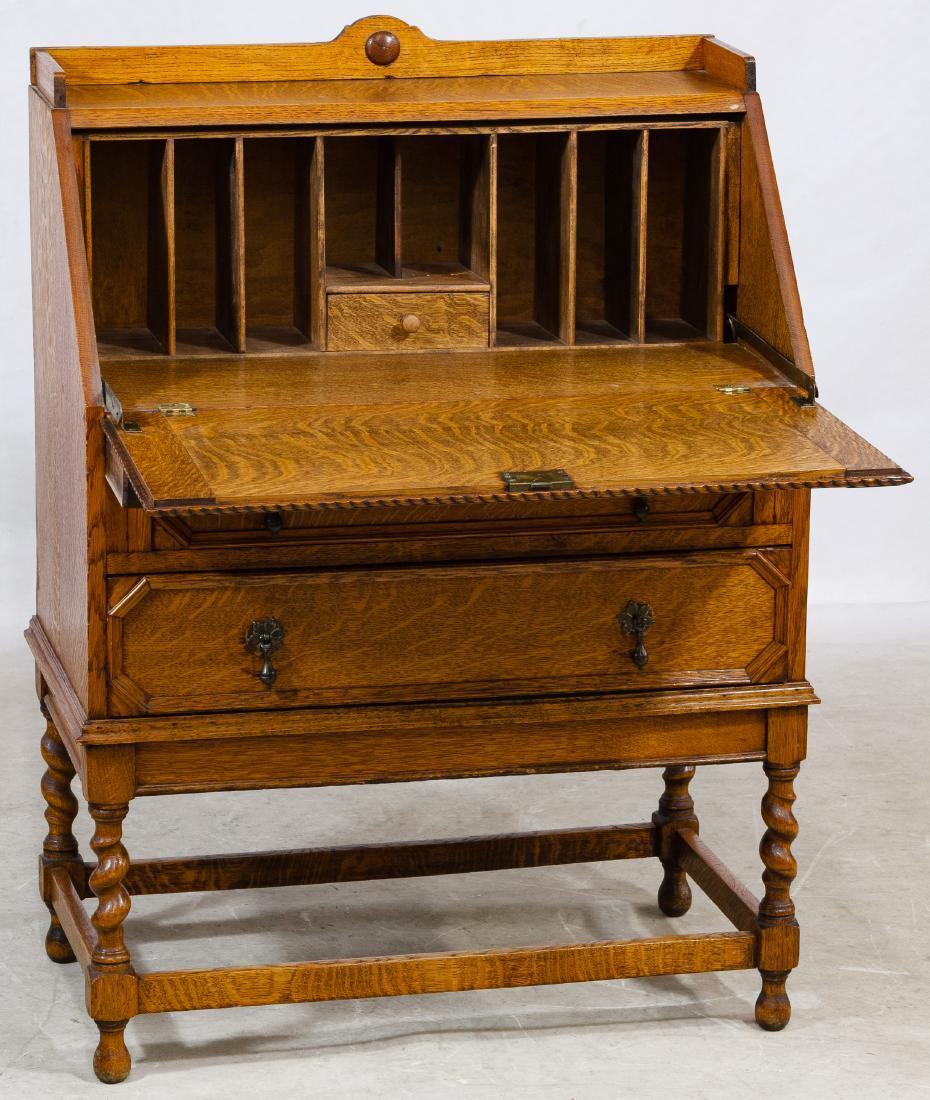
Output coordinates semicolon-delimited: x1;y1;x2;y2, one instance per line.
323;134;492;294
84;123;729;358
243;137;317;351
574;130;642;344
496;131;574;346
325;263;490;294
174;138;241;355
645;128;724;343
324;136;400;281
89;139;173;355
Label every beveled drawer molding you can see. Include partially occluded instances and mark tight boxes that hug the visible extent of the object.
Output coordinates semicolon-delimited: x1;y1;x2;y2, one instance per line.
105;548;790;716
147;491;757;551
326;291;490;350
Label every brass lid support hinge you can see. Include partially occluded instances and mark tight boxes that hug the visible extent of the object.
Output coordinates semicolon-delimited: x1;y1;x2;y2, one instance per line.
501;469;575;492
103;380;141;432
156;402;197;417
726;314;818;406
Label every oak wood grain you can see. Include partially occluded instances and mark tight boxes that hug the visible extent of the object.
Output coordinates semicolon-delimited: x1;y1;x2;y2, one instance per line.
108;524;793;577
736;95;814;384
631;130;649;342
81;118;743;143
114;824;657;896
41;21;710;85
131;711;768;793
112;490;777;573
147;490;748;540
81;681;818;747
27;21;909;1074
575;129;637;342
49;867;95;971
724;122;741;284
105;549;787;715
25;620;87;769
30;91;107;715
702;37;755;91
326;291;489;351
675;827;760;932
101;357;909;513
102;416;214;510
63;71;745;131
136;930;757;1013
31;49;66;107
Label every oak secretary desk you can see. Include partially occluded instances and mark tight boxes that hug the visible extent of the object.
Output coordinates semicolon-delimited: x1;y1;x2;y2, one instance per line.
27;17;911;1084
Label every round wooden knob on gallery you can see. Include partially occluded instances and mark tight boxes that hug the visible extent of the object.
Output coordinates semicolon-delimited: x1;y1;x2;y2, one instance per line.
365;30;400;66
400;313;421;333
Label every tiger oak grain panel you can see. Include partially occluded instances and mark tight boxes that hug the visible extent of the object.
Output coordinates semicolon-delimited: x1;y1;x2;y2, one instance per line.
326;291;489;350
132;708;768;792
107;549;787;715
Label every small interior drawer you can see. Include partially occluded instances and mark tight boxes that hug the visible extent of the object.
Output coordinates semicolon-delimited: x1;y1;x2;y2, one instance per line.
106;548;790;716
326;291;489;351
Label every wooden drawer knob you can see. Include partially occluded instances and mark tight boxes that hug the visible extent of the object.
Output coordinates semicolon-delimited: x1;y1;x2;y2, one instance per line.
365;30;401;66
400;313;421;334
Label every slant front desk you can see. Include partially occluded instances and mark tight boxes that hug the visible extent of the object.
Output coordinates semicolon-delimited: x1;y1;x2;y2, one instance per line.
27;17;911;1083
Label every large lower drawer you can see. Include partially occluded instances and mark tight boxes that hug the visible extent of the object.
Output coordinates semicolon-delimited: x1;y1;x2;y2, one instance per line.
106;549;790;715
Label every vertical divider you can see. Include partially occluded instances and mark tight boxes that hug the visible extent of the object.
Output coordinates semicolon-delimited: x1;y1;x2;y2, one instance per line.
217;137;246;352
533;133;568;341
77;138;93;292
232;137;247;351
147;139;175;355
724;122;741;287
706;127;727;342
376;137;402;277
308;137;326;349
294;141;311;343
486;134;498;345
559;130;577;344
464;133;496;347
630;129;649;344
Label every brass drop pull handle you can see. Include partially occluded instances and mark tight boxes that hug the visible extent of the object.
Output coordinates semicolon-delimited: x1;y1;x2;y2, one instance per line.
400;313;421;333
617;600;655;669
245;617;285;689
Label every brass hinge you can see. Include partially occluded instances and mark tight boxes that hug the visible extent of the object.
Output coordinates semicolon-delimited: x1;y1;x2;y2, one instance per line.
156;402;196;417
103;380;141;432
791;387;818;407
102;379;124;424
501;468;575;492
726;314;819;406
715;383;752;395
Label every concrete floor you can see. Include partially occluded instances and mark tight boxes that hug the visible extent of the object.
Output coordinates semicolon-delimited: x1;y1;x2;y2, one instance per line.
1;603;928;1098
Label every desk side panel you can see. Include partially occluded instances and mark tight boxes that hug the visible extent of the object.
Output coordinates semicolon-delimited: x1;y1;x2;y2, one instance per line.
29;90;107;715
735;93;815;386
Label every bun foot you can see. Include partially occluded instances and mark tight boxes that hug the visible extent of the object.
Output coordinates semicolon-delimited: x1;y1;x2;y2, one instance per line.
94;1021;131;1084
755;970;791;1031
657;869;692;917
44;912;76;964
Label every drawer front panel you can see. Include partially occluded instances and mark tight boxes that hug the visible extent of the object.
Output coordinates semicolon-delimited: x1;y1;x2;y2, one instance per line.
150;493;757;550
326;291;489;351
107;550;789;715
